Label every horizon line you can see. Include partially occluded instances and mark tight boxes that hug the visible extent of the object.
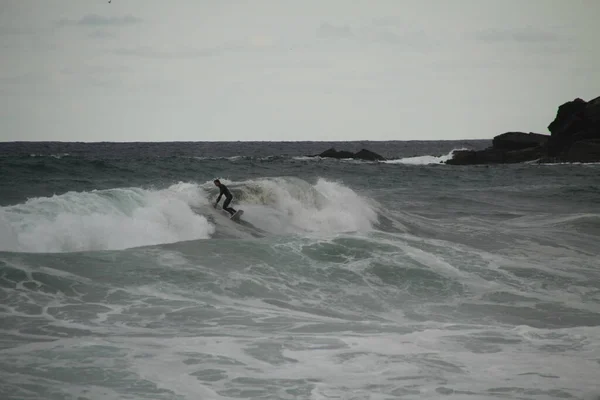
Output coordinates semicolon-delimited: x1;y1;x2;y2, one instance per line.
0;138;495;144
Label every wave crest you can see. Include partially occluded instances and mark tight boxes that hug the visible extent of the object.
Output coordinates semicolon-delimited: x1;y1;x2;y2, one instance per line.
0;183;215;253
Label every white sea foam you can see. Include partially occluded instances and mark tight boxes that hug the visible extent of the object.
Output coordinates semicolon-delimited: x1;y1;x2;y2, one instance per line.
1;226;599;399
217;177;379;234
291;156;320;161
28;153;71;159
384;148;468;165
0;183;215;253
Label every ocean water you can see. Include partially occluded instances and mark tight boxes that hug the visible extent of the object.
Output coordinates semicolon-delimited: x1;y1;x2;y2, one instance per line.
1;141;599;400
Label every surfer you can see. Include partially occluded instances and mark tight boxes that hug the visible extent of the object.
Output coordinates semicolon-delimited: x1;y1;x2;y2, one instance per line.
213;179;237;216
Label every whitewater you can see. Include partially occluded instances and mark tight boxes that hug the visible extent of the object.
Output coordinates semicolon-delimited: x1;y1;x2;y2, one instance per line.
1;141;599;400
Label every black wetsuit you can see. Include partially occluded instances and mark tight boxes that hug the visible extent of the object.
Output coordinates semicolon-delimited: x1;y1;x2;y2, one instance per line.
216;184;236;215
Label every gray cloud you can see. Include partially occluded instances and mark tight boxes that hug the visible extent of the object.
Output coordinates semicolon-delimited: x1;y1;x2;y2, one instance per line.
61;65;130;75
58;65;131;90
0;26;41;36
317;23;354;39
0;72;41;85
112;44;244;59
317;21;434;51
0;72;49;95
370;16;409;28
59;14;142;27
88;30;116;39
372;29;435;50
474;27;560;43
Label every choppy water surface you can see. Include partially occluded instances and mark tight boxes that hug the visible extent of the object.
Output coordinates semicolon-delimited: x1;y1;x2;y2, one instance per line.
1;141;599;399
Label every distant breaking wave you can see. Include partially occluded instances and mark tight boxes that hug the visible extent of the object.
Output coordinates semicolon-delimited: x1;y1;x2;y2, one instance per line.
383;149;468;165
292;149;468;165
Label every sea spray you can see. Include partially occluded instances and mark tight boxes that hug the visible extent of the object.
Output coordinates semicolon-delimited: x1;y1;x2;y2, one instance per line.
212;177;379;234
0;183;215;252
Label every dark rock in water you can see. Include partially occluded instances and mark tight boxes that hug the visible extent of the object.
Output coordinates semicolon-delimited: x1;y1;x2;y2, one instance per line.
318;148;356;159
492;132;548;151
314;147;386;161
354;149;386;161
445;150;478;165
565;139;600;163
446;94;600;165
445;146;545;165
445;132;548;165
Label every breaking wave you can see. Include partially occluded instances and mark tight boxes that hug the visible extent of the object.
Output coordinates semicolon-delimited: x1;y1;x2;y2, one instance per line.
0;178;378;253
383;149;467;165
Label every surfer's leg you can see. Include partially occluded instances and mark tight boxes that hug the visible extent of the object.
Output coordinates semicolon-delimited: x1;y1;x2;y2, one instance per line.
223;198;236;215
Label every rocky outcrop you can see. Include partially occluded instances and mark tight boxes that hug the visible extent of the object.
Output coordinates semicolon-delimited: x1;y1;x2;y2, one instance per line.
446;95;600;165
446;145;545;165
354;149;386;161
492;132;548;151
565;139;600;163
317;148;355;159
314;148;386;161
546;96;600;160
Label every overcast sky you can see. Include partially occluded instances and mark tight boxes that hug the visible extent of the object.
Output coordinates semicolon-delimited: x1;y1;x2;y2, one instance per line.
1;0;598;142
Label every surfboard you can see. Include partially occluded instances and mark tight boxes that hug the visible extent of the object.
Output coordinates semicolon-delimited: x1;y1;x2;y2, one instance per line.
230;210;243;221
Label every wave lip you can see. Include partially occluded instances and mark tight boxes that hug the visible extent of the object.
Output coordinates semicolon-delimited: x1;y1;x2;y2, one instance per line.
0;183;215;253
384;149;468;165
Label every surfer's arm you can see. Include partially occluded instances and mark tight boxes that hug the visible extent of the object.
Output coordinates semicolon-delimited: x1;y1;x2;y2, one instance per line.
215;188;223;206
